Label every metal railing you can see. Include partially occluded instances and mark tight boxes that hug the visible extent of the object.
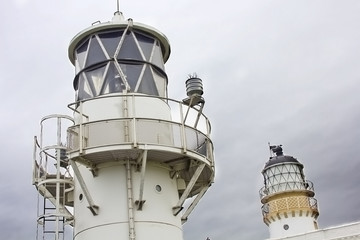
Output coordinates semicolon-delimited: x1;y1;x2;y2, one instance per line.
68;94;211;134
259;180;314;199
67;94;214;164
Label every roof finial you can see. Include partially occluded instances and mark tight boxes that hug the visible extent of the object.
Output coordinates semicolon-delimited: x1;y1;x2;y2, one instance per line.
112;0;124;22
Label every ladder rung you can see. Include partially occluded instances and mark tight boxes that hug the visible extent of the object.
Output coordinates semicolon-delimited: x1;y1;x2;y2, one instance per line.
44;231;64;234
43;219;64;222
44;208;56;210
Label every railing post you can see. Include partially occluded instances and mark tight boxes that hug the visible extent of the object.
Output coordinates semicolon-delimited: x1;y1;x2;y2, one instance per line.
179;102;187;153
79;102;83;154
33;136;38;185
132;95;137;148
133;118;137;147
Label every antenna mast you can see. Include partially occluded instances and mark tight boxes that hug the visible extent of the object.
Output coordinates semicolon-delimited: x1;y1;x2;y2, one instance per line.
268;142;272;157
116;0;120;12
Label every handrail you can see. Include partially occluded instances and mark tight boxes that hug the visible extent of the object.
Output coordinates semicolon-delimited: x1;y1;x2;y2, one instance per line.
32;136;40;185
67;117;214;162
67;93;211;133
259;180;315;199
40;114;74;125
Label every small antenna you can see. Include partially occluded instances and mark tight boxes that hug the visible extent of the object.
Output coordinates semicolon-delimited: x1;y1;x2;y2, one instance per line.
268;142;272;157
116;0;120;12
112;0;124;21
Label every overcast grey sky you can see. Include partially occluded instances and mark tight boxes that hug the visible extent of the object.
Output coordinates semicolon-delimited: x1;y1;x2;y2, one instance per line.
1;0;360;239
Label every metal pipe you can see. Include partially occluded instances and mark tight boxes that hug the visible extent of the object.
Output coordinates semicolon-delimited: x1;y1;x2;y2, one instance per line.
137;149;148;210
70;160;98;215
126;160;136;240
79;102;83;154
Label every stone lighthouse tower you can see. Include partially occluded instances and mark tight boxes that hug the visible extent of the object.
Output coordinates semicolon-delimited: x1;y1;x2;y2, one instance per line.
32;10;215;240
259;145;319;239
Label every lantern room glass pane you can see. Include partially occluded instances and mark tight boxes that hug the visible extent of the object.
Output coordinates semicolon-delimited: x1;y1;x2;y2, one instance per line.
135;32;155;61
119;63;143;91
118;31;143;60
137;65;158;96
78;73;94;99
102;62;125;94
99;31;123;57
152;66;167;97
76;39;89;70
151;41;165;70
85;36;107;68
85;64;107;96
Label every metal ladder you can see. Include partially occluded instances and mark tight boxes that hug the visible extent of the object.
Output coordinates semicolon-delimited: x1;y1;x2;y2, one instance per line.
37;198;65;240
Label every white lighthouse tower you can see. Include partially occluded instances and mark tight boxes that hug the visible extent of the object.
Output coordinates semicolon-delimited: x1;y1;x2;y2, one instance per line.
259;145;319;239
32;10;215;240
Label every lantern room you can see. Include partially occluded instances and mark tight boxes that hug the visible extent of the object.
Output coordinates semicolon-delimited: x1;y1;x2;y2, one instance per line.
68;12;171;101
260;145;311;199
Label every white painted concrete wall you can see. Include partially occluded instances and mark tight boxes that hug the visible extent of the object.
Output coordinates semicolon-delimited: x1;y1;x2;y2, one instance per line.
267;221;360;240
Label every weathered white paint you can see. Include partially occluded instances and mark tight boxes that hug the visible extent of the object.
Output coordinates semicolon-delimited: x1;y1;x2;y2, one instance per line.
73;162;183;240
268;214;316;239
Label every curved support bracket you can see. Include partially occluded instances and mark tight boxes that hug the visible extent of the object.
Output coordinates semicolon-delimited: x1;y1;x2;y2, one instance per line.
181;183;210;224
172;163;205;216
